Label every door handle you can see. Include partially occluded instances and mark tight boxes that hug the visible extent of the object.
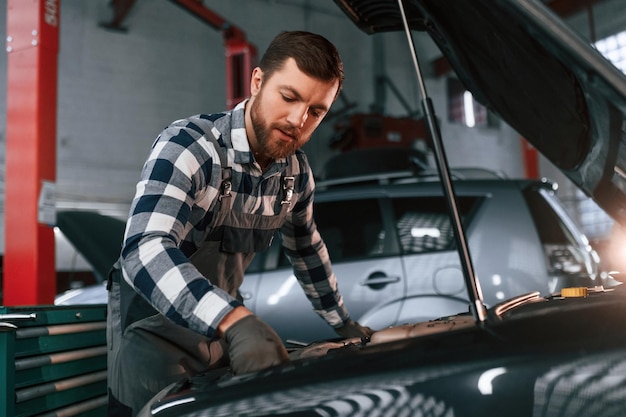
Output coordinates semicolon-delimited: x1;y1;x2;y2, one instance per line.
360;272;401;290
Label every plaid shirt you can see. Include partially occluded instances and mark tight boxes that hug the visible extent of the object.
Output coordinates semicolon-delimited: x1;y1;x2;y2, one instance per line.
119;100;350;339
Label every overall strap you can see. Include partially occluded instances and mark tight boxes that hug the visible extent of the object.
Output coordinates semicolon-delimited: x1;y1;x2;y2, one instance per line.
280;175;295;215
219;166;232;206
214;143;232;210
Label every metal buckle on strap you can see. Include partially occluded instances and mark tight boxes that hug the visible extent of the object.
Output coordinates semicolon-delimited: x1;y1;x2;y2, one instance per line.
281;176;295;205
219;167;233;201
219;180;232;201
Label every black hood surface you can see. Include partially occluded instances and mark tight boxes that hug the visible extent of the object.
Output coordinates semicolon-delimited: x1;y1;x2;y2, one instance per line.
334;0;626;226
56;211;126;282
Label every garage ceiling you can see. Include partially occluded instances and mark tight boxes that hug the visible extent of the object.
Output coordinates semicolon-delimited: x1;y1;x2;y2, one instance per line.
101;0;606;33
100;0;609;80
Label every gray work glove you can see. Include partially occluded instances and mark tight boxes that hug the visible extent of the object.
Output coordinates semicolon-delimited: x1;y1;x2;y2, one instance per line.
224;315;290;375
335;319;375;339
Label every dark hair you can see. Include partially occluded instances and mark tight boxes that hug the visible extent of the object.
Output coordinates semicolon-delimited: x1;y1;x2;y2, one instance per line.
259;31;344;98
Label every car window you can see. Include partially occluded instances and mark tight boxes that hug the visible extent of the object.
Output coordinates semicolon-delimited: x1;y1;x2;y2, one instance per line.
273;198;390;269
390;196;481;255
523;188;578;245
523;187;594;280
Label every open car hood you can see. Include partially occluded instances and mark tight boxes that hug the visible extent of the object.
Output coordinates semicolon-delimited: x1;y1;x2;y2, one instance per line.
334;0;626;227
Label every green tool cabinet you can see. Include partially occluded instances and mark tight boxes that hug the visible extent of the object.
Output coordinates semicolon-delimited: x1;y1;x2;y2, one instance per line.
1;304;108;417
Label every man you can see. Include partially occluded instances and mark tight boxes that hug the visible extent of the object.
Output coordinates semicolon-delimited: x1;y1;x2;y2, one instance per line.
107;31;373;416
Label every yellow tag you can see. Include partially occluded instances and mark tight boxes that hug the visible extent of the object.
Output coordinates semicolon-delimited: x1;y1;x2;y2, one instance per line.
561;287;588;298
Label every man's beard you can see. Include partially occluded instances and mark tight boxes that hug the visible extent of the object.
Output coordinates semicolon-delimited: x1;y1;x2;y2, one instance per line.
250;93;305;160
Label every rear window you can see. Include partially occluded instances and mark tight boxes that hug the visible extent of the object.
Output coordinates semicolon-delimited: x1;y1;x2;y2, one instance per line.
390;196;482;255
275;198;389;268
310;198;388;262
522;186;595;282
523;188;578;245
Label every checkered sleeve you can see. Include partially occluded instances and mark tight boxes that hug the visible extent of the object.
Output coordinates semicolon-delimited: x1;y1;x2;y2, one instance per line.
119;119;242;339
280;156;351;328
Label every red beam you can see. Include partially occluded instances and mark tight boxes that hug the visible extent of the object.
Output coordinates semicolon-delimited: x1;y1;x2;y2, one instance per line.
100;0;137;31
4;0;59;305
168;0;257;109
169;0;247;41
547;0;602;18
433;56;452;78
521;137;539;179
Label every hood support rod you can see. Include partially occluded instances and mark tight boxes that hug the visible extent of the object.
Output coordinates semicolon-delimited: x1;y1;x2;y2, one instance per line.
397;0;487;323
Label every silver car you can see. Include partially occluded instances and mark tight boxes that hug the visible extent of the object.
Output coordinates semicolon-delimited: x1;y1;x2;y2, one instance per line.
239;165;601;344
56;164;601;345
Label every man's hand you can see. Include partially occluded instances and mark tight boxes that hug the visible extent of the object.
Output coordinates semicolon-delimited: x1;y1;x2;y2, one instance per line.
223;314;289;375
334;319;375;339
